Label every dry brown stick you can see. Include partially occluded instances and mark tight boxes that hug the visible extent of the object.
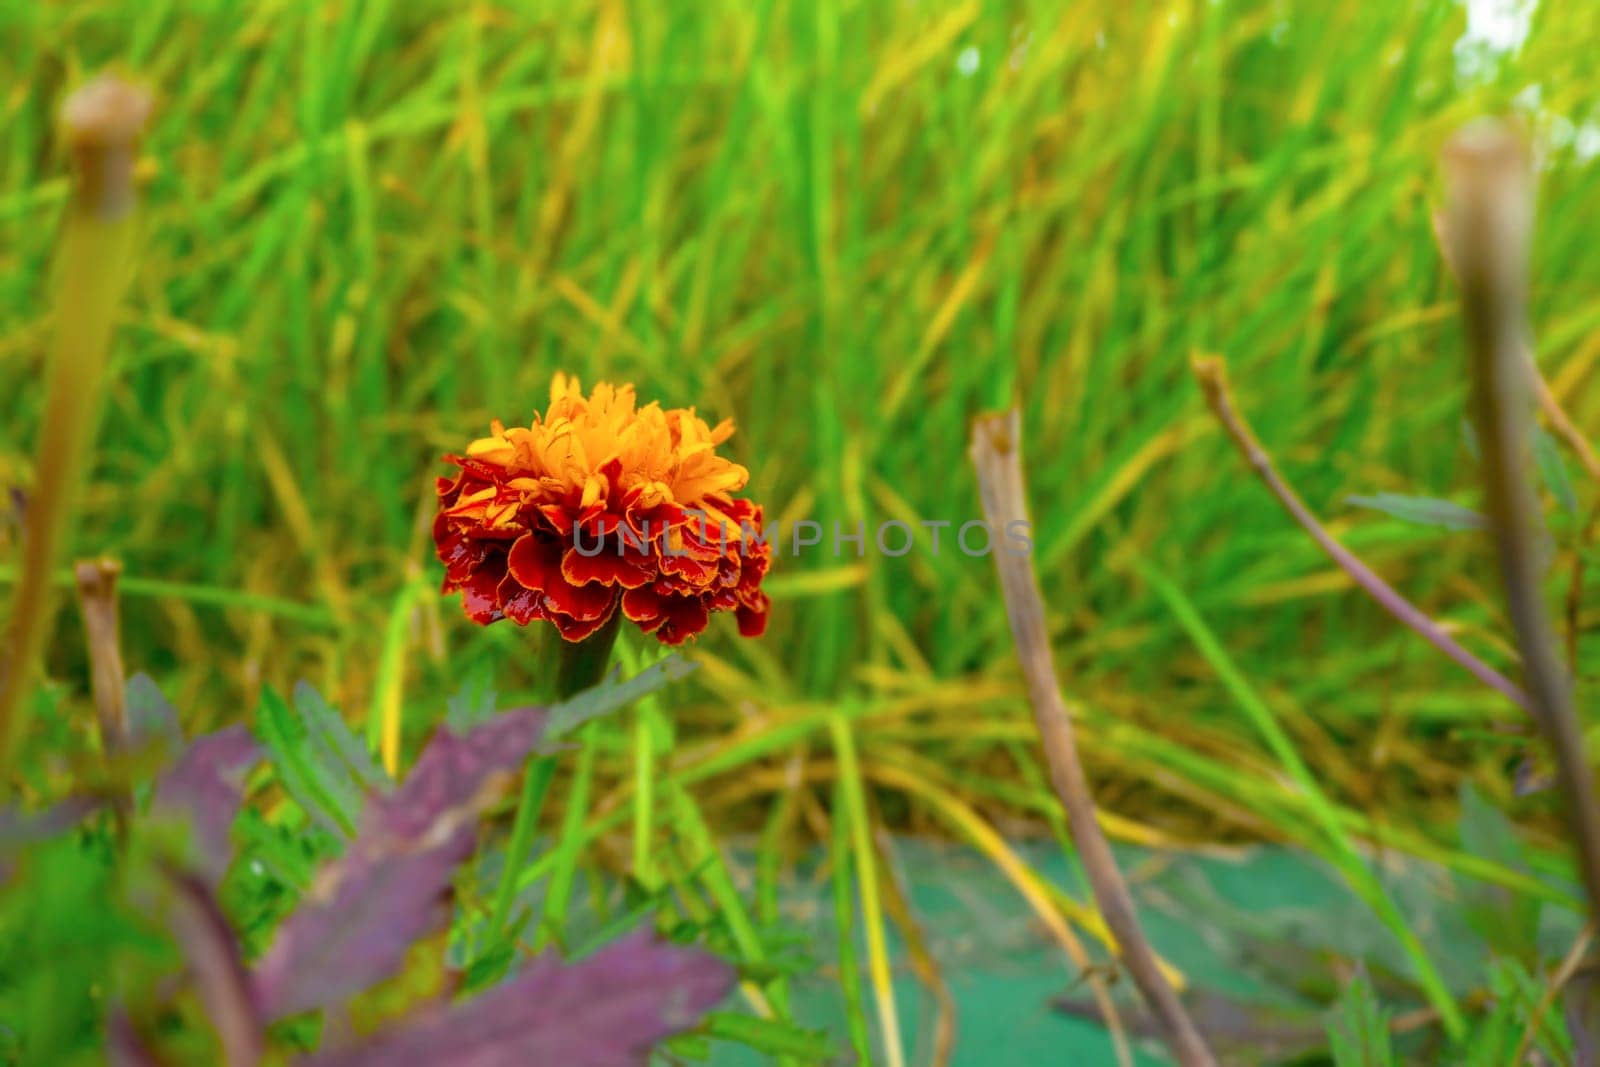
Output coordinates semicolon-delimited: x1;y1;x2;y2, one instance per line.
1191;355;1530;712
75;557;133;827
75;558;129;756
970;411;1217;1067
1443;121;1600;928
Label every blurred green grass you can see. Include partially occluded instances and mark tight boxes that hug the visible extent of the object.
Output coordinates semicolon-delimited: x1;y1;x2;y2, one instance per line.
4;0;1600;1058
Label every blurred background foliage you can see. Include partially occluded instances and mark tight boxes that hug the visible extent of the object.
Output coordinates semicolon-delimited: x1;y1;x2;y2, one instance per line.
3;0;1600;1057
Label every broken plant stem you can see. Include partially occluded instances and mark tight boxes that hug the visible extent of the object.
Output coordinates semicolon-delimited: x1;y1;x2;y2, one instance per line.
1434;207;1600;483
970;410;1217;1067
1443;120;1600;926
74;558;129;756
75;557;133;825
1191;354;1530;711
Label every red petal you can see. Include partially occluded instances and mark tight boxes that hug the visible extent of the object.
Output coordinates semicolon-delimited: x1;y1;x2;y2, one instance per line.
661;551;718;587
561;545;654;590
435;523;489;583
459;556;508;625
654;596;711;645
498;574;548;625
633;504;684;538
621;587;669;635
622;586;661;622
507;533;564;593
550;571;621;621
625;587;712;645
736;593;770;637
538;504;575;536
550;596;621;642
598;456;625;494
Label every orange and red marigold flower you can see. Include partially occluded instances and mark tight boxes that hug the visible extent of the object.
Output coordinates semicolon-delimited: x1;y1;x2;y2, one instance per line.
432;374;771;645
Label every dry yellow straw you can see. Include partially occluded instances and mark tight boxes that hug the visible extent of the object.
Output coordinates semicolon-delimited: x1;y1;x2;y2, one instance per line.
0;75;150;787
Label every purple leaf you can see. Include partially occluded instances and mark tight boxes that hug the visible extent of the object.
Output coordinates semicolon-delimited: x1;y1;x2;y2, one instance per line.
299;931;734;1067
252;824;473;1021
160;866;264;1067
0;795;101;850
152;726;261;887
253;709;548;1022
369;708;547;840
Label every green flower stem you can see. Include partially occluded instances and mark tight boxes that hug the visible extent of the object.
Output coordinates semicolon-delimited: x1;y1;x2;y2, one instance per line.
484;608;621;951
553;607;622;697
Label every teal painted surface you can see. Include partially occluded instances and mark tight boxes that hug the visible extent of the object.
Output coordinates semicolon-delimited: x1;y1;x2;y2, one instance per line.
473;832;1580;1064
701;837;1581;1065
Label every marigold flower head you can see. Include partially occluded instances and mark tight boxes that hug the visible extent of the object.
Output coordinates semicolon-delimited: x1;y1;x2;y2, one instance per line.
433;373;771;645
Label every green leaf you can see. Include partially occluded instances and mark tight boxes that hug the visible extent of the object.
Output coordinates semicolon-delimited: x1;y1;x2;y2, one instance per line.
1455;957;1574;1066
701;1012;834;1060
661;1032;713;1061
231;807;321;892
256;685;384;839
1534;426;1579;515
1455;783;1540;962
446;661;499;731
293;682;386;793
1346;492;1487;531
1326;966;1394;1067
1488;957;1572;1064
1461;418;1482;462
542;655;698;745
0;836;167;1065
